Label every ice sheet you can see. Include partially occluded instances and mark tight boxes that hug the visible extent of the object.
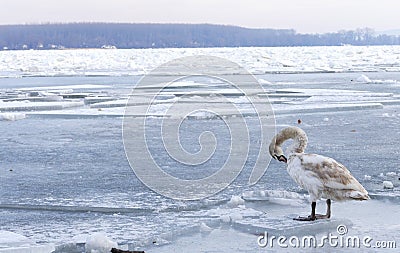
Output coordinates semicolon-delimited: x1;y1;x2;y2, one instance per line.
0;113;26;121
0;231;55;253
232;217;353;237
1;49;400;252
1;46;400;78
1;84;393;119
0;101;84;111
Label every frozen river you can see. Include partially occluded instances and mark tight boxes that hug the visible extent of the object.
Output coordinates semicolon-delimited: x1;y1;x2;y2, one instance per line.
0;47;399;252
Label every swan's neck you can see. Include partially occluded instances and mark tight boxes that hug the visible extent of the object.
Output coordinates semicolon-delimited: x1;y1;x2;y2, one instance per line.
276;127;308;154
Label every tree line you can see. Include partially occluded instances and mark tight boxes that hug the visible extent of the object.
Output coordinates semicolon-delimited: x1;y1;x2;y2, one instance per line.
0;23;399;50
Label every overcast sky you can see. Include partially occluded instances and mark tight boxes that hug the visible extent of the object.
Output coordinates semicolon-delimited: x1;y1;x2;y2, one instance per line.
1;0;399;33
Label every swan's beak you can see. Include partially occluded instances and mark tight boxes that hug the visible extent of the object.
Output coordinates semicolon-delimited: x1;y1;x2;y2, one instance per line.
277;155;287;163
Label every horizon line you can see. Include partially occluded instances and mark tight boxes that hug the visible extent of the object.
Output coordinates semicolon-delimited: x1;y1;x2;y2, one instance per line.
0;22;394;35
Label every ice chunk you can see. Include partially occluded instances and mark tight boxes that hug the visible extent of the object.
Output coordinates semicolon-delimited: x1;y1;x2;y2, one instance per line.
84;96;116;105
205;206;263;223
0;101;84;112
71;234;88;244
383;181;394;189
356;74;372;83
85;232;118;253
199;222;213;233
0;231;55;253
17;84;110;91
230;213;243;222
242;190;307;206
386;172;397;177
274;102;384;115
227;195;245;207
258;78;272;85
219;212;244;223
381;113;393;118
364;175;372;181
243;190;307;200
384;172;400;187
220;215;231;223
368;79;399;84
0;231;32;247
54;243;86;253
233;217;353;237
189;110;218;119
0;113;26;121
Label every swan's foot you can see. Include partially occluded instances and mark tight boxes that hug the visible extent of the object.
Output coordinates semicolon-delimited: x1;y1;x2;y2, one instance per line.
315;213;330;219
293;215;316;221
293;200;331;221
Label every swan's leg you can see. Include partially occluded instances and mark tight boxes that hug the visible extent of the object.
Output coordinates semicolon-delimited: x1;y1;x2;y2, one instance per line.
315;199;331;219
327;199;331;218
293;202;316;221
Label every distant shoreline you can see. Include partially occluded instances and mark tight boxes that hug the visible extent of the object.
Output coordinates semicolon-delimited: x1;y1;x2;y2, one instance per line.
0;23;399;51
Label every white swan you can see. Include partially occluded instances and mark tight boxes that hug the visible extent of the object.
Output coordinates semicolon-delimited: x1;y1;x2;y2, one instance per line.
269;126;369;221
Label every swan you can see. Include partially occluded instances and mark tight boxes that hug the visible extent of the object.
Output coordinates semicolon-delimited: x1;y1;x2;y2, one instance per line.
269;126;369;221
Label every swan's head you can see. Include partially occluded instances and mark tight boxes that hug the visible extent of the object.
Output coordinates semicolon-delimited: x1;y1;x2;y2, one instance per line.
269;137;287;163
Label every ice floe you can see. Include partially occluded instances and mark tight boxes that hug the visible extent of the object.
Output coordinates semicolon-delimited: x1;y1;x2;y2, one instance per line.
356;74;372;83
0;230;55;253
364;175;372;181
0;112;26;121
0;101;84;111
356;74;399;84
0;83;394;119
85;233;118;253
1;46;400;78
383;181;394;189
233;216;353;237
242;190;307;206
227;195;245;207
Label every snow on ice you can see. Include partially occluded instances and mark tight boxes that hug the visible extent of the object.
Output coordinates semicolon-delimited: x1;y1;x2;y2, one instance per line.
1;46;400;77
383;181;394;189
85;233;118;253
0;47;400;252
0;231;55;253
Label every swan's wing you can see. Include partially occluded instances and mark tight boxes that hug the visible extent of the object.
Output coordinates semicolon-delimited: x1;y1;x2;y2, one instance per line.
300;154;368;193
